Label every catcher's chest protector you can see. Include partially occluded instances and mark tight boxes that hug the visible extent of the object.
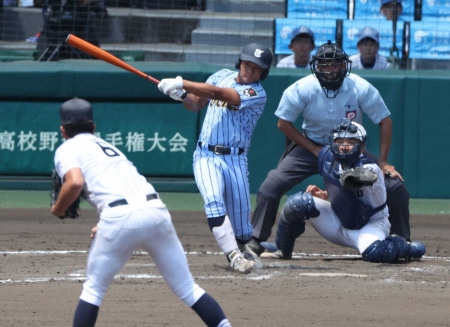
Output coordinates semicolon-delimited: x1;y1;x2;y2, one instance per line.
320;148;378;230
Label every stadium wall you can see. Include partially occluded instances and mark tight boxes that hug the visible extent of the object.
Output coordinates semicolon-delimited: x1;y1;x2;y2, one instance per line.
0;61;449;198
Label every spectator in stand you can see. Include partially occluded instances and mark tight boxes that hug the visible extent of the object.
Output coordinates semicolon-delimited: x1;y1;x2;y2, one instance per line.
380;0;403;21
349;26;390;70
277;26;315;68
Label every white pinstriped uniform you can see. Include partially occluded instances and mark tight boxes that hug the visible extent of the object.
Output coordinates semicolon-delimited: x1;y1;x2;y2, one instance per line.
194;69;267;241
54;133;205;308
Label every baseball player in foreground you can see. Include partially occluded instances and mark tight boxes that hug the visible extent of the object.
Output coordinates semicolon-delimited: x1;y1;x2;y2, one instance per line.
157;43;273;273
261;119;426;262
248;41;413;257
50;98;232;327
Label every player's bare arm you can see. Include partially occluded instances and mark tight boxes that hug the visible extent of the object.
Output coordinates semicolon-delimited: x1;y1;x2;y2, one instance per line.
51;168;85;218
378;117;404;181
278;119;322;156
182;80;241;112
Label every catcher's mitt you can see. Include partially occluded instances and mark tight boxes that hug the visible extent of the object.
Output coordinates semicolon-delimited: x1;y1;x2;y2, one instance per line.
340;167;378;192
50;169;80;219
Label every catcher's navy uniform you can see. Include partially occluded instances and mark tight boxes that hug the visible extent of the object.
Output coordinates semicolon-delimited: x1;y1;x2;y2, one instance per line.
263;146;426;263
261;120;425;263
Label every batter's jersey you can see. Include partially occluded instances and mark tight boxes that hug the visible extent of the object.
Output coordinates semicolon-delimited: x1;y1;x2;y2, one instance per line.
349;53;391;70
275;73;391;145
199;69;267;150
276;54;311;68
54;133;155;214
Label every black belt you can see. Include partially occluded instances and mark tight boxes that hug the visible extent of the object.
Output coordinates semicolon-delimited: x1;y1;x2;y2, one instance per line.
199;142;244;155
108;194;158;208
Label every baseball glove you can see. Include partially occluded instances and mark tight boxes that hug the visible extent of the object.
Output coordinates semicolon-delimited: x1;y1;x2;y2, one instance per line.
50;169;80;219
340;167;378;192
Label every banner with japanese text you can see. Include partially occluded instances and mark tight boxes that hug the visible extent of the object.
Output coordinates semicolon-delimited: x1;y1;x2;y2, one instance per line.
0;101;198;176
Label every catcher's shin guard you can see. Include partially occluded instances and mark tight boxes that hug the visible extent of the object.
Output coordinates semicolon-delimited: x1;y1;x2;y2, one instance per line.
283;191;320;223
274;218;305;259
362;235;425;263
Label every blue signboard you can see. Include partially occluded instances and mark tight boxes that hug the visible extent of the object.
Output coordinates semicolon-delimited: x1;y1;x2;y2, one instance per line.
274;18;337;55
421;0;450;21
287;0;348;19
354;0;414;21
409;21;450;59
342;20;404;58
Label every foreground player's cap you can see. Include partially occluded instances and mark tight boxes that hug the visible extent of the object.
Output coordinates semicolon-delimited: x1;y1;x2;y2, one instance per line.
60;97;93;124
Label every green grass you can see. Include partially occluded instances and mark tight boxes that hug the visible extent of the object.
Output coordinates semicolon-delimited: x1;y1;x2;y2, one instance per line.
1;190;450;215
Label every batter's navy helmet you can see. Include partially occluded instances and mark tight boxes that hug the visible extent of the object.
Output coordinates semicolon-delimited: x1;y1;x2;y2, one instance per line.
235;43;273;81
328;118;367;166
310;40;351;97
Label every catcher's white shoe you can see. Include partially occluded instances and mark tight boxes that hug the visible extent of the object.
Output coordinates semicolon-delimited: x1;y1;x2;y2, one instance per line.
228;250;255;274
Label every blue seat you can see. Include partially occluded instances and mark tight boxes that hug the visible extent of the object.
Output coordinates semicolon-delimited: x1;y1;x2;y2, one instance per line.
274;18;337;55
421;0;450;21
408;21;450;59
287;0;348;19
354;0;414;21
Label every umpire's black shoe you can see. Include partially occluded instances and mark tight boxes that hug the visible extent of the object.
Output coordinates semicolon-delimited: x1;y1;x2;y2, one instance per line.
247;238;265;257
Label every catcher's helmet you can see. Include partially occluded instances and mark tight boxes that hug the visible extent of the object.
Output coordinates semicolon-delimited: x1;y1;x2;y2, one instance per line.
328;118;367;166
310;40;351;98
235;43;273;81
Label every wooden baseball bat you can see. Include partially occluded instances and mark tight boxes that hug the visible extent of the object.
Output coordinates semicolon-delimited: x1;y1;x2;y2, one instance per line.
65;34;160;85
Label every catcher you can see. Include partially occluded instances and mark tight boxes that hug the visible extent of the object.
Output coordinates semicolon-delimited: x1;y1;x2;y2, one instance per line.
261;119;426;263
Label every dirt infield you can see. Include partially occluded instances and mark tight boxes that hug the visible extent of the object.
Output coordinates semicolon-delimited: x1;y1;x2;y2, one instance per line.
1;209;450;327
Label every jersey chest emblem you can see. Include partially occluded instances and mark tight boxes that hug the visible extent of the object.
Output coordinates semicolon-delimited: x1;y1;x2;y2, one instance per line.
243;88;258;97
345;110;357;120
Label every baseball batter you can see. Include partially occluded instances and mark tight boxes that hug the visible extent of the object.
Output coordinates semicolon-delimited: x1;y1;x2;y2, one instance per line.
158;43;273;273
248;41;412;257
261;120;426;263
51;98;232;327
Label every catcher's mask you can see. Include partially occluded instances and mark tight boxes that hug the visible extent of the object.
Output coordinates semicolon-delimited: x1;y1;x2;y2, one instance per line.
310;40;351;98
327;118;367;166
235;43;273;81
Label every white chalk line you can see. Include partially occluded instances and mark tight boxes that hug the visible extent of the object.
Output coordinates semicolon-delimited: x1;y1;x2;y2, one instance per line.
1;250;448;284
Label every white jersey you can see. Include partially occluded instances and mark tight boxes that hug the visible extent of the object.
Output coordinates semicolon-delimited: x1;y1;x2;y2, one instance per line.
54;133;155;214
275;73;391;144
349;53;391;70
199;69;267;150
276;54;311;68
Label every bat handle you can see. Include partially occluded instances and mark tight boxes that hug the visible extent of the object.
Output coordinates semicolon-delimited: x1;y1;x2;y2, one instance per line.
146;75;160;85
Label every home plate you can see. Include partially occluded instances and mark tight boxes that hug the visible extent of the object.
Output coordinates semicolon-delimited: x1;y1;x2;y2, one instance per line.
299;273;368;277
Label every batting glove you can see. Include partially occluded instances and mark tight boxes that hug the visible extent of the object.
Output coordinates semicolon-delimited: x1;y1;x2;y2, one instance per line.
168;88;187;101
157;76;183;94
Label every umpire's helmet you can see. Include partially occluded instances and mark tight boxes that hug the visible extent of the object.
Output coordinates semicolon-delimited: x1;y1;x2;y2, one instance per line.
310;40;351;98
328;118;367;166
235;43;273;81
